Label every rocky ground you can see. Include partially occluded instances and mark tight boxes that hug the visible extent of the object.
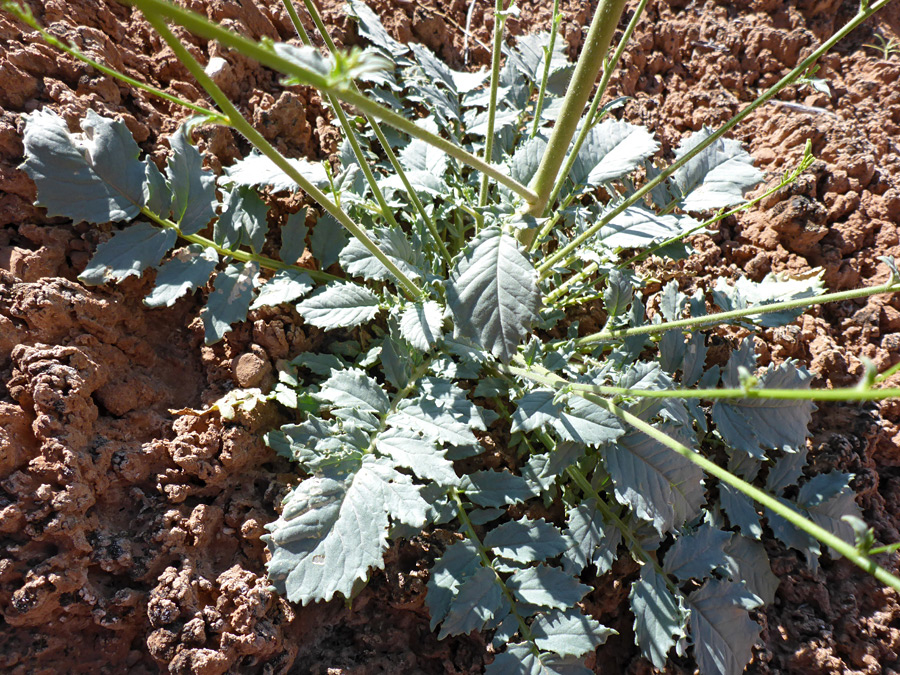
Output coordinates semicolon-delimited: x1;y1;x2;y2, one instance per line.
1;0;900;672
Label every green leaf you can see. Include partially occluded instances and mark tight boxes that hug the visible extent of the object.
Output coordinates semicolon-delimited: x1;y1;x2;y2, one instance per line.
445;226;541;363
264;455;427;605
22;109;146;223
506;566;591;610
144;156;172;215
604;428;705;535
295;282;381;329
144;244;218;307
399;301;445;351
530;609;615;658
673;127;764;211
347;0;409;57
318;368;390;415
687;579;761;675
629;566;686;670
509;136;548;187
603;269;633;317
427;540;481;630
511;390;562;434
201;261;258;344
280;208;308;263
389;395;480;448
339;226;424;283
438;566;505;638
663;521;732;581
310;214;350;269
215;185;268;253
600;206;700;249
250;269;314;310
79;222;176;285
553;396;625;447
719;483;763;539
483;517;568;563
561;500;621;576
460;470;536;507
376;427;459;486
711;271;825;328
166;122;217;235
223;151;329;192
798;471;863;554
570;120;659;186
725;536;780;605
487;644;593;675
712;345;815;459
765;447;808;496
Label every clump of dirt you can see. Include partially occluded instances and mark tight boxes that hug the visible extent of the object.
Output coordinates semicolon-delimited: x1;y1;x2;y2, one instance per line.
2;0;900;672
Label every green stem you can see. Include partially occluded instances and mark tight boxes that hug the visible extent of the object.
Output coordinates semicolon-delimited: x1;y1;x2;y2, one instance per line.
598;398;900;595
564;280;900;347
120;0;537;205
140;206;341;282
478;0;507;207
450;490;538;653
536;0;894;275
521;0;629;228
139;7;425;299
538;0;649;230
2;0;228;123
529;0;561;138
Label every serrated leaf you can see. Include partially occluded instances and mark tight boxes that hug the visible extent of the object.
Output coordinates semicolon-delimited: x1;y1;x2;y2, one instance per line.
78;222;176;285
713;351;815;459
512;389;562;433
250;269;314;310
483;517;568;563
487;644;593;675
687;579;761;675
427;540;482;629
280;208;308;263
166;122;217;235
445;226;541;363
725;536;780;605
399;301;445;351
22;109;146;223
295;282;381;329
719;483;763;539
522;443;585;494
310;214;350;269
553;396;625;446
390;396;479;448
531;608;614;658
561;500;621;576
348;0;408;57
215;185;268;253
663;521;732;581
340;226;424;283
376;427;459;486
438;566;505;638
599;206;700;249
318;368;390;415
509;32;573;92
673;128;764;211
765;447;808;496
145;244;218;307
144;156;172;215
603;269;633;317
570;120;659;186
630;566;686;670
509;136;548;187
507;565;591;610
798;471;862;553
604;428;705;535
223;152;329;192
201;261;258;344
711;271;825;328
265;455;426;605
460;470;536;507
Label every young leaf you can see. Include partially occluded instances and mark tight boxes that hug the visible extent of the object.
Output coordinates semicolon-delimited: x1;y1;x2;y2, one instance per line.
280;208;308;264
22;109;146;223
445;226;541;363
662;521;732;581
296;282;381;329
506;565;591;610
144;244;218;307
604;428;705;535
249;269;314;310
347;0;409;57
530;609;615;658
166;122;217;235
687;579;761;675
798;471;863;553
201;261;258;344
603;269;633;318
79;222;176;285
482;517;568;563
399;301;445;351
630;566;686;670
672;128;764;211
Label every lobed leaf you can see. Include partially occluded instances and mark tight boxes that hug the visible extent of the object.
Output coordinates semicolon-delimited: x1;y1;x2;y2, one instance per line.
687;579;761;675
79;222;176;285
201;261;258;344
630;566;686;670
144;244;218;308
295;282;381;329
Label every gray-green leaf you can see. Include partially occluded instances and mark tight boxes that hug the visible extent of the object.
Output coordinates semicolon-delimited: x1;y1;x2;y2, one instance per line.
249;269;314;310
144;244;217;307
295;282;381;329
79;222;176;286
201;261;258;344
531;608;615;658
687;579;761;675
